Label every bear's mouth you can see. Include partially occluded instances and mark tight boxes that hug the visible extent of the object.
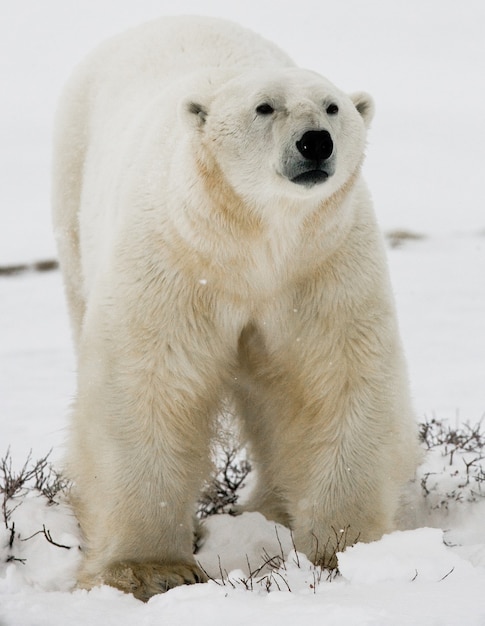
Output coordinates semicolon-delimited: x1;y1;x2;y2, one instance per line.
291;170;329;187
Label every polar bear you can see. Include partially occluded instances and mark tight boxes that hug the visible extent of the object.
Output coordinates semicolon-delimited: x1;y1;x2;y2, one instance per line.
52;16;419;601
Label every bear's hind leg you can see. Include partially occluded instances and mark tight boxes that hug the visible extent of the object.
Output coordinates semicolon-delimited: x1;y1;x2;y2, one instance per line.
233;387;292;528
234;323;293;527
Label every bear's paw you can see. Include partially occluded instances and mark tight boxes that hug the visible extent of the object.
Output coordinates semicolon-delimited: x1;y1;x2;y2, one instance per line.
86;560;207;601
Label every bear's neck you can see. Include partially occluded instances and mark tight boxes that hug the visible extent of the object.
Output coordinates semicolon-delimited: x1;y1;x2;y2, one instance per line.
174;154;361;291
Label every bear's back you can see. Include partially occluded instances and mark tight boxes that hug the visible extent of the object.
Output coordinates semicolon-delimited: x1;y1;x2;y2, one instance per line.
80;16;293;95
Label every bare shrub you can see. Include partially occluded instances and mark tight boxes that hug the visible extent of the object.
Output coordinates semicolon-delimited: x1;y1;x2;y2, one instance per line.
0;449;71;563
418;417;485;507
197;447;251;518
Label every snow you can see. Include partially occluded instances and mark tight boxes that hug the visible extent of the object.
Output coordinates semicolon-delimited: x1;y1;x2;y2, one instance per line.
1;1;485;624
338;528;475;584
2;509;485;625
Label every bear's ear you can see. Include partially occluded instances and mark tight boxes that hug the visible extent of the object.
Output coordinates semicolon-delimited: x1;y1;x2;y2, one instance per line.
350;92;375;128
184;100;208;128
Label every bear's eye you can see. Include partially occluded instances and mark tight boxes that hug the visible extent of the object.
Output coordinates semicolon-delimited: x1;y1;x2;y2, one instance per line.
326;103;339;115
256;103;275;115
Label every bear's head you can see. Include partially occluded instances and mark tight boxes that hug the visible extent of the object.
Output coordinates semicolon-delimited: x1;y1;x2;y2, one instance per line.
184;68;374;211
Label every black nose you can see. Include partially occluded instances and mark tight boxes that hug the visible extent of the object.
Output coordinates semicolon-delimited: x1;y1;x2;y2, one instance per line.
296;130;333;161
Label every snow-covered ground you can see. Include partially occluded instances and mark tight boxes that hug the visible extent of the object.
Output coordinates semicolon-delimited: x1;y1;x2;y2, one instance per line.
1;1;485;624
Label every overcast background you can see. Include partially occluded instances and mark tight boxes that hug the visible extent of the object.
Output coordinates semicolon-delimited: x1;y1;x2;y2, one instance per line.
1;0;485;265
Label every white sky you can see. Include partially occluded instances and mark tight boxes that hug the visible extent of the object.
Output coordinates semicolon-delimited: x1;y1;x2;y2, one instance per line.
1;0;484;263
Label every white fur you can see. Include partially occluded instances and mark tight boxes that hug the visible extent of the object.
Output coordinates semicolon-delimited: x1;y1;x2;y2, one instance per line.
52;16;420;600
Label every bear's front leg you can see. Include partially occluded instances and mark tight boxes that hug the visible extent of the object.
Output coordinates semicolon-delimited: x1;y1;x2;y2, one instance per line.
282;351;415;567
288;441;396;569
71;366;211;599
243;384;399;567
237;294;418;568
68;286;227;600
